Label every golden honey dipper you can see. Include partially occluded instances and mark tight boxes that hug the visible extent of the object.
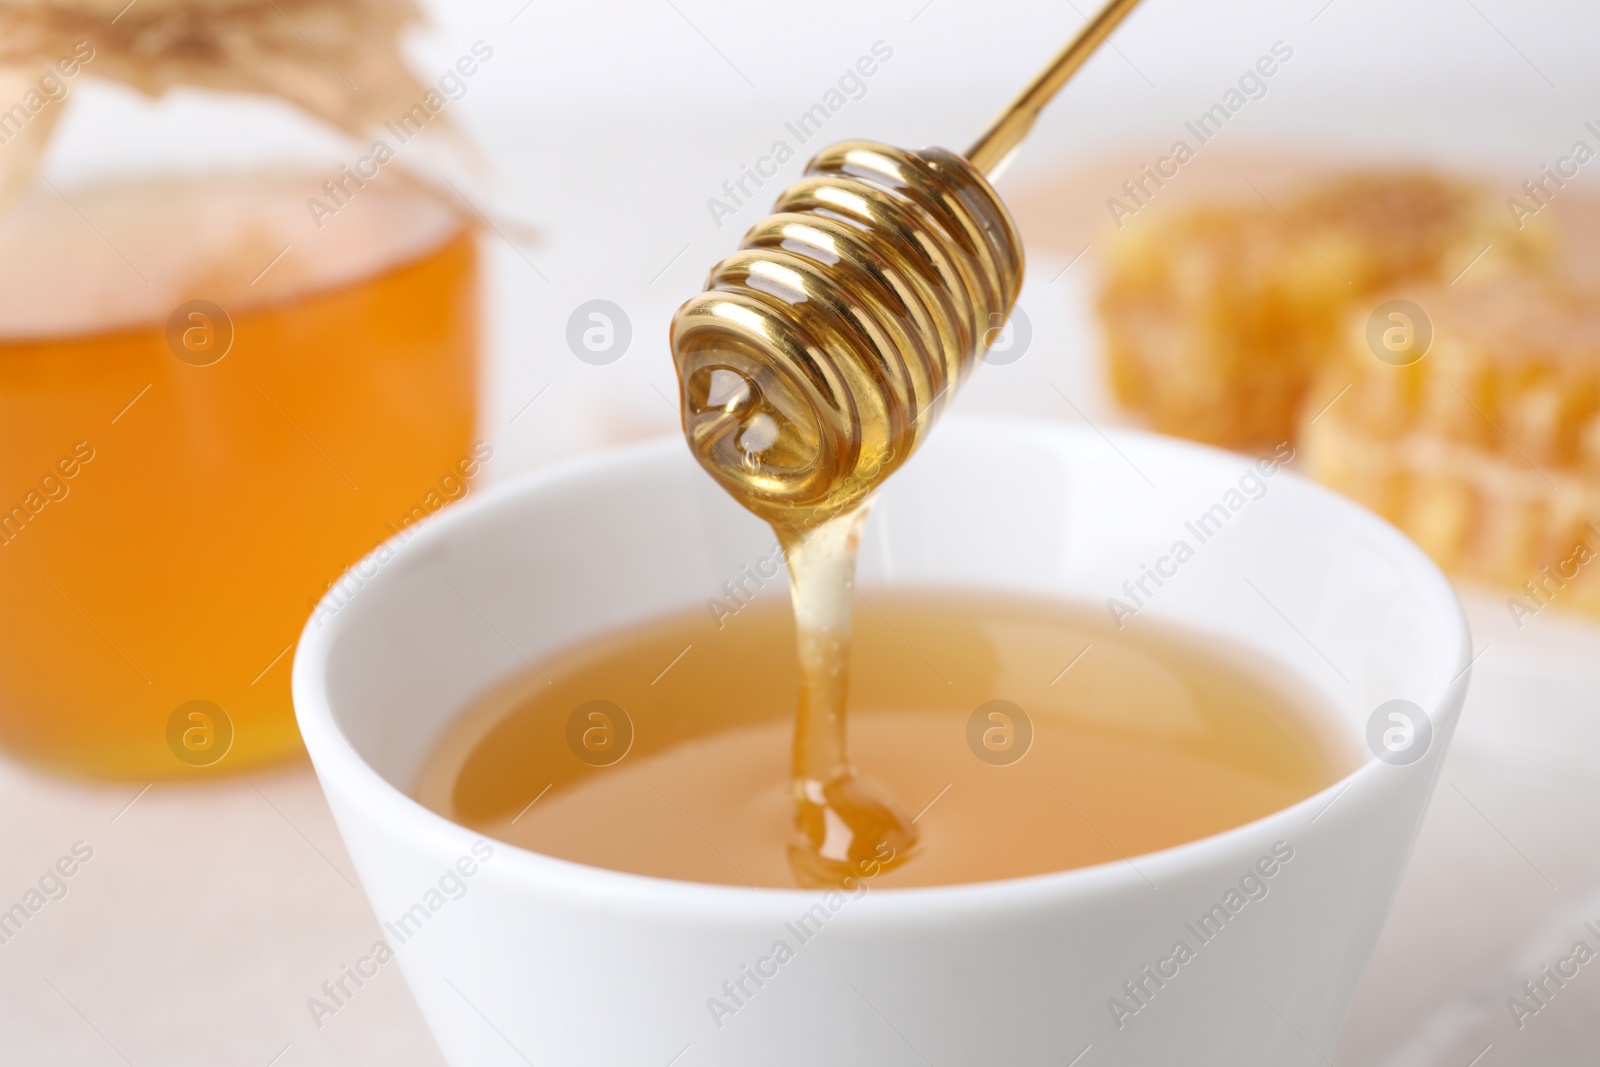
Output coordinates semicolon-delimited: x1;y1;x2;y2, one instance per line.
671;0;1143;530
669;0;1145;887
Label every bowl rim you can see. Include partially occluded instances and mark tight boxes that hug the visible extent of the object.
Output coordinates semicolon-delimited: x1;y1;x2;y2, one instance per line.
291;416;1474;919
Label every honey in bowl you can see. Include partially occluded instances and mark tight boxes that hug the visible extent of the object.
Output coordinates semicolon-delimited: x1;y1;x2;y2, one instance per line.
417;592;1356;889
0;171;478;777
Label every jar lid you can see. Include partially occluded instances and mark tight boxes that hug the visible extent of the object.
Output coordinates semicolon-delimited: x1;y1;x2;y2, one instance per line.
0;0;428;133
0;0;439;208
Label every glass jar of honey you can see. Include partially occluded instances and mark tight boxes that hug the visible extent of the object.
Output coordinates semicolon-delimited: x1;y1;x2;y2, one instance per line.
0;3;482;777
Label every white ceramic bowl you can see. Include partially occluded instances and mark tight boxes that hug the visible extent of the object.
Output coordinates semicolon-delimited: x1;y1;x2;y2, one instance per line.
293;418;1470;1066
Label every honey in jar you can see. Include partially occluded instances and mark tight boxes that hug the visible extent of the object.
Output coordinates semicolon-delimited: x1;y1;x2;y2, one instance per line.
0;171;478;776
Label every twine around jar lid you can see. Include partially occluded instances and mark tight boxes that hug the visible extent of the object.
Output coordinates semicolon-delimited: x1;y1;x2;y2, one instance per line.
0;0;443;207
0;0;430;131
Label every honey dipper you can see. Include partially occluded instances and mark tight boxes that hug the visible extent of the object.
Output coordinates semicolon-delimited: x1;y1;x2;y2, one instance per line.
671;0;1144;529
669;0;1145;887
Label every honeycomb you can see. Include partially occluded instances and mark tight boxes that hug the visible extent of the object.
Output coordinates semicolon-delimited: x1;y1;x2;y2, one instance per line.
1097;171;1548;447
1303;276;1600;616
